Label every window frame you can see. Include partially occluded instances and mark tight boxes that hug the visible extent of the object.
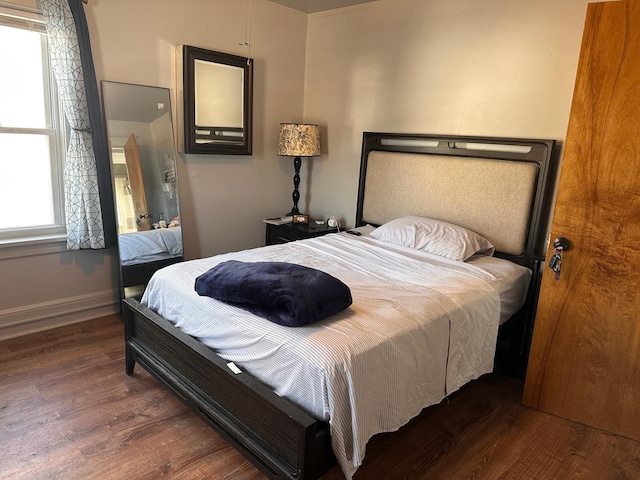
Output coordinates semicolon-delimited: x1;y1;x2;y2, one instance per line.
0;5;67;245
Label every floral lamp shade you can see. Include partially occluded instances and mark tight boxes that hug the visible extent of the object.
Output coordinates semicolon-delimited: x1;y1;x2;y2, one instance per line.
278;123;321;157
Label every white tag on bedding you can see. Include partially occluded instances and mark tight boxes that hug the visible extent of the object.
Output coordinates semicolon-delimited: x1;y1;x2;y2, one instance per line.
226;362;242;374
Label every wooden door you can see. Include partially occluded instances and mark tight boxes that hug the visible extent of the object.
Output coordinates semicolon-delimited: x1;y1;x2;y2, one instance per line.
523;0;640;441
123;134;150;231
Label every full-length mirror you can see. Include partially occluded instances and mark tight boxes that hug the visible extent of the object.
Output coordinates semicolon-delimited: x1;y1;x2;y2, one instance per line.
102;81;183;298
179;45;253;155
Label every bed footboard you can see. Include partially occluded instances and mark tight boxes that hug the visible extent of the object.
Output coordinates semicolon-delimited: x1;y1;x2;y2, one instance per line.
123;297;335;480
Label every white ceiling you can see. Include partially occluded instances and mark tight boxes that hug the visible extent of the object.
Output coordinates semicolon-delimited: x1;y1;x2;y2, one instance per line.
267;0;378;14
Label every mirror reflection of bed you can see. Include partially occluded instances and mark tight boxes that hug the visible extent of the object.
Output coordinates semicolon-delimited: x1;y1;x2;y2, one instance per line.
102;81;183;299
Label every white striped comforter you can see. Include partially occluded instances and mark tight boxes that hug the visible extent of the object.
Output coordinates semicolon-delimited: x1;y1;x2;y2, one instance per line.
141;229;530;479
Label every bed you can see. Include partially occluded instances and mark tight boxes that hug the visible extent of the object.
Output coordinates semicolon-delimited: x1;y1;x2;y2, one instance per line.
123;132;554;479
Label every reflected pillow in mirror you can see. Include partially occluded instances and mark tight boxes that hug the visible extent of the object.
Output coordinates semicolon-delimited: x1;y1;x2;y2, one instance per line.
161;226;183;255
370;216;494;261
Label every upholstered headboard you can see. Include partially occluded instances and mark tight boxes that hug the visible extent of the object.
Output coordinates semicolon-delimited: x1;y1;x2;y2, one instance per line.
355;132;554;264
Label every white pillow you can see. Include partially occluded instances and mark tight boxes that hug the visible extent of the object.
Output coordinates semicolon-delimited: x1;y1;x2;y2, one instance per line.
370;216;495;261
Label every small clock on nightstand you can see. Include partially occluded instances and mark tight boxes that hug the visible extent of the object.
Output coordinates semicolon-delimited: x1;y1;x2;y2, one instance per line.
292;214;309;224
265;219;335;246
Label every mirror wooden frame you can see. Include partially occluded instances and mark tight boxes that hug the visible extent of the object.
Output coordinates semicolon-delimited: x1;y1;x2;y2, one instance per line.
181;45;253;155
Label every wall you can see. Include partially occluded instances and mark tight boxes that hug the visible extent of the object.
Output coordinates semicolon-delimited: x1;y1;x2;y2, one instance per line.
87;0;309;259
0;0;309;339
0;243;119;340
300;0;593;227
0;0;597;339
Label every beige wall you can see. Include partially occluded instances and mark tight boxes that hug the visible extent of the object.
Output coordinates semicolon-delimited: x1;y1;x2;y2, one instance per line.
87;0;309;259
0;0;594;338
301;0;591;226
0;0;309;339
0;243;119;339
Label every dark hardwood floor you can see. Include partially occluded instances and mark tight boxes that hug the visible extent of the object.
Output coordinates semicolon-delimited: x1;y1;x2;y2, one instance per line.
1;315;638;480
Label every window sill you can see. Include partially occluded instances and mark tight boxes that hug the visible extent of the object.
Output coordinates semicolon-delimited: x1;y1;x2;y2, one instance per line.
0;234;67;260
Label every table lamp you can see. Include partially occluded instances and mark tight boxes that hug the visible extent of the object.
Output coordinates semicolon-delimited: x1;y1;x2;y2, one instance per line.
278;123;321;216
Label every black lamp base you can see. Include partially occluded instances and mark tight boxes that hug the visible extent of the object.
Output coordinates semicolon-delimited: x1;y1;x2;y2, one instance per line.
287;156;302;217
284;209;300;217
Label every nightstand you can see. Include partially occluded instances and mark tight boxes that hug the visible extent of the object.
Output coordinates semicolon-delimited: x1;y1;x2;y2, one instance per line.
265;221;335;246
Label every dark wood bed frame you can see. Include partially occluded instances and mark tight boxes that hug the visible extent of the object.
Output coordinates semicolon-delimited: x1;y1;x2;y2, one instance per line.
123;132;554;479
118;255;184;310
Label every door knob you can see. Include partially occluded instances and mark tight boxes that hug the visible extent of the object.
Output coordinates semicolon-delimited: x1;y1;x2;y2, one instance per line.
553;237;571;251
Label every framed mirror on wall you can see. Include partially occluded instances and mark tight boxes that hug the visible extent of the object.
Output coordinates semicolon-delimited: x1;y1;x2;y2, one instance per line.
178;45;253;155
101;81;183;298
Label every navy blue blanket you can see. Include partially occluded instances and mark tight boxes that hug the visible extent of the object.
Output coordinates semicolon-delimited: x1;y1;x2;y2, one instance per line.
194;260;352;327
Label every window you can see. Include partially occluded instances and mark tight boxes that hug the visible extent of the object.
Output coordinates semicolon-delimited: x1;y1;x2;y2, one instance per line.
0;6;66;243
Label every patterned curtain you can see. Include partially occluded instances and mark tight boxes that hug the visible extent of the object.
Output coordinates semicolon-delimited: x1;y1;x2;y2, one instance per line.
40;0;115;249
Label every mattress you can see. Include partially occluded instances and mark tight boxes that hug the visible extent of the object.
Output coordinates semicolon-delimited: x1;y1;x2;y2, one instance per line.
141;227;531;478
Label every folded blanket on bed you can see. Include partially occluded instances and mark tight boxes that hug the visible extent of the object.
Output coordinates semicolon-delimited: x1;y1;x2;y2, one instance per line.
194;260;352;327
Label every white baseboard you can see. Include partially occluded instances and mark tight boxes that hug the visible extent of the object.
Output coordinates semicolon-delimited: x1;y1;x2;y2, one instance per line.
0;290;120;341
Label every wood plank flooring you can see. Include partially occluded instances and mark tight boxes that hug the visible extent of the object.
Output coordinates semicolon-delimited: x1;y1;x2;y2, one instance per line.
1;315;638;480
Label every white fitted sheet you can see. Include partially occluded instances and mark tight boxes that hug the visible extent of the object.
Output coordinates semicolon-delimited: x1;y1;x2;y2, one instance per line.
142;230;530;479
